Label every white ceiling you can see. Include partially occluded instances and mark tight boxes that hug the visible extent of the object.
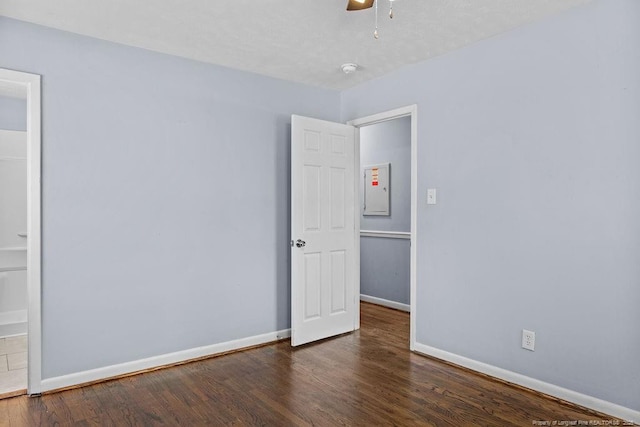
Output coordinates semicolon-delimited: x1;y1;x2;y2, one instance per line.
0;0;590;90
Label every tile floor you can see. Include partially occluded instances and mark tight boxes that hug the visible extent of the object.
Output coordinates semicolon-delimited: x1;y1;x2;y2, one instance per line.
0;335;27;395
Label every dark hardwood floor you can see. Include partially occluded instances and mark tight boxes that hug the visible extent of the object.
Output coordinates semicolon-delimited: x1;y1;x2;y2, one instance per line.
1;303;618;426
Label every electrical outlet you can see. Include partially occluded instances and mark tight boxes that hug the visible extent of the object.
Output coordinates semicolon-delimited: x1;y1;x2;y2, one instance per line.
522;329;535;351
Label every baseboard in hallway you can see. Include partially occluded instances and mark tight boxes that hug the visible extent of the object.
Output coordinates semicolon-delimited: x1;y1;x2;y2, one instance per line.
0;322;28;338
360;294;410;312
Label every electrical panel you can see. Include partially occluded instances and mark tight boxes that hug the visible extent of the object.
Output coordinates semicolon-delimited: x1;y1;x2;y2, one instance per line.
363;163;390;216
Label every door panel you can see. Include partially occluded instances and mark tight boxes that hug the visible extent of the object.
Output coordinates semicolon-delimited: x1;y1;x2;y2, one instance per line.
304;252;322;320
330;167;346;229
330;250;346;313
303;165;321;231
291;115;356;346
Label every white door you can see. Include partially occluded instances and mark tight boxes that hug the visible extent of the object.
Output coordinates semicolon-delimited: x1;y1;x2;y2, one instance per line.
291;115;356;346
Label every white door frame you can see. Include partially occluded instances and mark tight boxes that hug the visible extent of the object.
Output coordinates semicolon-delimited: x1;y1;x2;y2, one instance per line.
348;105;418;350
0;68;42;394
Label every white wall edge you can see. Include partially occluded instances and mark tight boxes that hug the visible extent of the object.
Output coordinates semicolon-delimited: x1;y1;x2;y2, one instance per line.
354;126;361;332
360;230;411;240
41;328;291;393
413;343;640;424
361;294;410;312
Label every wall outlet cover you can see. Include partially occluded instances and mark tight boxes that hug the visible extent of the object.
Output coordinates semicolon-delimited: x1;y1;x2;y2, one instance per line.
522;329;535;351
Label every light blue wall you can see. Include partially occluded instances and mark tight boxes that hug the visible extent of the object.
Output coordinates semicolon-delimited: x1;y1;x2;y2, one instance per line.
0;17;341;379
359;117;411;304
0;96;26;131
360;237;410;305
360;117;411;232
343;0;640;412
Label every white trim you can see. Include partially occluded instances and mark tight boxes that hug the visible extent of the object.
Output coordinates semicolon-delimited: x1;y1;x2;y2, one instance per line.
348;104;418;351
360;230;410;240
360;294;410;312
348;105;416;128
354;128;361;331
414;343;640;424
41;329;291;393
0;309;28;325
0;68;42;395
409;106;417;352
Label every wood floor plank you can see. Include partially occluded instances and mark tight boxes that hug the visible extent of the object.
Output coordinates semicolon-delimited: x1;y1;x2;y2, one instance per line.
0;303;623;426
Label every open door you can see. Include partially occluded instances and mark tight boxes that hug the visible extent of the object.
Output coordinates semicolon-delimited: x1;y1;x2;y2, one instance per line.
291;115;356;346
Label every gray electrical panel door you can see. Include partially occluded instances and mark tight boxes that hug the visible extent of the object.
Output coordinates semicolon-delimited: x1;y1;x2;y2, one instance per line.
363;163;390;216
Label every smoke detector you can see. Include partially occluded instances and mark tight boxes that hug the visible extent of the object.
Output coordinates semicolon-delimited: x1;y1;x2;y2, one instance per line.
341;63;358;74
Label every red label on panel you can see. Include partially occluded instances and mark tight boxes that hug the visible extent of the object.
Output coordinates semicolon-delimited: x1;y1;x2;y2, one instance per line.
372;182;379;186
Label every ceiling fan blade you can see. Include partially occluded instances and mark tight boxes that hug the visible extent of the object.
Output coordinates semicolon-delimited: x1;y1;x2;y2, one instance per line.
346;0;375;11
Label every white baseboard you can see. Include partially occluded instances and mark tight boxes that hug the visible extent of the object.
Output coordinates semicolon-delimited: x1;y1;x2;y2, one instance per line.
0;309;27;325
41;328;291;393
414;343;640;424
360;294;410;312
0;322;27;338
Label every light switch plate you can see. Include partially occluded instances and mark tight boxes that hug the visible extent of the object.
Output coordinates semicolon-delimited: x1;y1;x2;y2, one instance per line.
427;188;437;205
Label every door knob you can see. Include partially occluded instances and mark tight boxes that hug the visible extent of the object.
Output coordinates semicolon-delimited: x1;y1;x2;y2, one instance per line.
295;239;306;248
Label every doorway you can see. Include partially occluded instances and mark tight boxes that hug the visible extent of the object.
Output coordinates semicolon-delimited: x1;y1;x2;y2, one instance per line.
349;105;417;350
0;68;42;396
290;107;417;349
358;117;411;311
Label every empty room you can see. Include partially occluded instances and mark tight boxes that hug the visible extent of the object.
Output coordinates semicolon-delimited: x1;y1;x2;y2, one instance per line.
0;0;638;425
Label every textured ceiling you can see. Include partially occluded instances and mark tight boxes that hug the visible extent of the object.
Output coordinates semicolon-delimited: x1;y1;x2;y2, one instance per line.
0;0;590;90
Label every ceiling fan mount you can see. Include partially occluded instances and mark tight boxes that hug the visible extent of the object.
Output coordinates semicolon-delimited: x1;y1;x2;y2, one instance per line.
346;0;396;39
346;0;375;11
